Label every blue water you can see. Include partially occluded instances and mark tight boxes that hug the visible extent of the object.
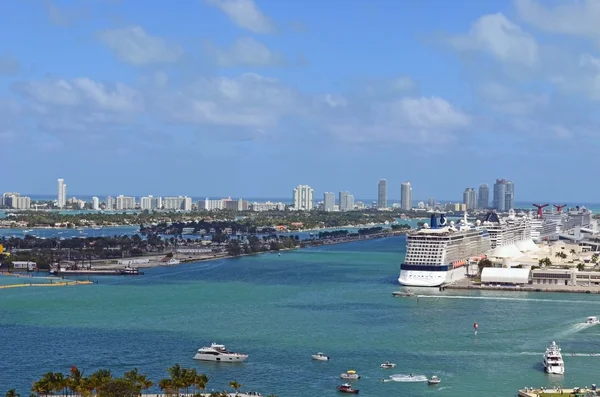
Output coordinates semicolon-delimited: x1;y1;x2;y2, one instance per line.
2;237;600;396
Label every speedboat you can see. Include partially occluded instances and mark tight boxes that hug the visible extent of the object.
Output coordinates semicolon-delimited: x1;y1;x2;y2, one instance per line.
193;343;248;362
428;375;441;385
380;361;396;369
312;352;329;361
340;370;360;380
337;383;359;394
543;341;565;375
587;316;599;324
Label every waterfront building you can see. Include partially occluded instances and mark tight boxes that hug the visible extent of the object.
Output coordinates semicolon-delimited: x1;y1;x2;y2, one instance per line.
223;198;249;211
116;195;136;210
323;192;335;212
198;198;224;211
7;195;31;209
355;201;365;210
378;179;387;209
400;182;412;210
57;178;66;208
478;184;489;210
293;185;314;210
92;197;100;210
427;197;435;208
140;195;162;210
505;181;515;210
163;196;192;211
339;191;354;212
493;179;507;211
2;192;19;207
463;188;478;210
250;201;285;211
105;196;114;210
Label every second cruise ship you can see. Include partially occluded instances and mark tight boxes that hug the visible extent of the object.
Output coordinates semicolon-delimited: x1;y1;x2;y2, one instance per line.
398;213;491;287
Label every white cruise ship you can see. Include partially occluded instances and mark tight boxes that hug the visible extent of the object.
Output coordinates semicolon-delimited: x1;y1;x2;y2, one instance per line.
398;213;491;287
482;209;536;257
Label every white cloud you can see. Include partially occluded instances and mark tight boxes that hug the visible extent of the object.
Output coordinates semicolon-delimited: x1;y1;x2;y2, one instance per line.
205;0;275;34
210;37;287;67
0;54;19;75
97;26;184;65
448;13;539;67
515;0;600;42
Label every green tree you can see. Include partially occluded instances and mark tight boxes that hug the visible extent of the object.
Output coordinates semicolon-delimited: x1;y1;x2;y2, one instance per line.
538;257;552;267
577;262;585;271
229;380;242;395
97;379;138;397
477;258;493;275
5;390;20;397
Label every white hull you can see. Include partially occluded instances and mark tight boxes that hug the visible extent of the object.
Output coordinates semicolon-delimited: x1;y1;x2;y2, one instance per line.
544;365;564;375
312;355;328;361
193;353;248;362
398;266;467;287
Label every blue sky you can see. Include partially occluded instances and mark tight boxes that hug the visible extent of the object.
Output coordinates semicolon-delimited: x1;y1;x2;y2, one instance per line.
1;0;599;202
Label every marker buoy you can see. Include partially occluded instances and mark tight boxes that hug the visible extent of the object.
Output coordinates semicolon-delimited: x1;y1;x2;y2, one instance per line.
474;322;478;335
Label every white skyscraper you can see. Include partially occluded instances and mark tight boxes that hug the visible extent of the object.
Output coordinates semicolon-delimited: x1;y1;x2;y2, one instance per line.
323;192;335;212
293;185;314;211
378;179;387;209
92;197;100;210
105;196;114;210
400;182;412;210
339;191;355;212
57;178;66;208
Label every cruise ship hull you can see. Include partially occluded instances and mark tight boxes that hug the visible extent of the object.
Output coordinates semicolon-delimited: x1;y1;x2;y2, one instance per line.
398;265;467;287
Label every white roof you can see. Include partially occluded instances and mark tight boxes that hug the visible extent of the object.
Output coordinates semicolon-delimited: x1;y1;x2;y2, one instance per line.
481;267;531;284
516;240;539;253
488;244;523;259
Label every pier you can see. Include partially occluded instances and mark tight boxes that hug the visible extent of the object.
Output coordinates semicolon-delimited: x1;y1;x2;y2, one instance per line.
519;387;598;396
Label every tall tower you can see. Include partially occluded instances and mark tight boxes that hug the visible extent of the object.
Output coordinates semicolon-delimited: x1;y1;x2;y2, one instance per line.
463;188;478;210
377;179;387;209
493;179;507;211
57;178;66;208
400;182;412;210
478;184;489;210
323;192;335;212
293;185;314;211
505;181;515;210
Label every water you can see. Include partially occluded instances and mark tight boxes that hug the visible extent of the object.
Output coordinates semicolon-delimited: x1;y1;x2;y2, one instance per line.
2;237;600;396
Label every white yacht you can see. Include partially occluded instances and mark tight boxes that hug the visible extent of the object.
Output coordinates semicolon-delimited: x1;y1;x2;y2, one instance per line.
193;343;248;362
340;370;360;380
586;316;599;324
380;361;396;369
398;212;491;287
543;341;565;375
311;352;329;361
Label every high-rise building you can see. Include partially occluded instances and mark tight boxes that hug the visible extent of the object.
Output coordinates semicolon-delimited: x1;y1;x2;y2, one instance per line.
8;196;31;209
2;192;19;207
57;178;66;208
478;184;489;210
339;191;354;212
377;179;387;209
140;196;152;210
293;185;314;210
493;179;507;211
163;196;192;211
92;197;100;210
323;192;335;212
116;195;136;210
462;188;478;210
198;198;224;211
400;182;412;210
505;181;515;210
105;196;114;210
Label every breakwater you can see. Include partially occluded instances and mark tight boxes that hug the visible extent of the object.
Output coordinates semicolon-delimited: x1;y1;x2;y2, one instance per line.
0;280;93;289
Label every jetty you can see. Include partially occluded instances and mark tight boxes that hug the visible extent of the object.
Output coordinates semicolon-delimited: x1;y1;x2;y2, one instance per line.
0;280;93;289
519;386;598;396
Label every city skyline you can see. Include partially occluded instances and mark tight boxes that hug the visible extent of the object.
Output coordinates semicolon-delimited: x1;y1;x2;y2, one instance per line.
1;1;600;201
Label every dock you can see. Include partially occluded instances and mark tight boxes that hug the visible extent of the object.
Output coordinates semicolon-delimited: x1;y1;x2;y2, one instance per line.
0;280;93;289
519;387;598;396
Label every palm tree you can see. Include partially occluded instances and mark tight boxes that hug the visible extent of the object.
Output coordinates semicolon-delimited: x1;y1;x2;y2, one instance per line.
570;249;577;255
577;263;585;271
166;364;185;395
5;390;20;397
158;379;175;397
538;257;552;267
123;368;154;395
67;366;85;395
229;381;242;396
193;373;209;394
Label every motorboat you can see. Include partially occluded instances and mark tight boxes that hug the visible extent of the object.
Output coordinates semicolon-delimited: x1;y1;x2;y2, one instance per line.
193;343;248;362
543;341;565;375
380;361;396;369
337;383;359;394
340;370;360;380
312;352;329;361
586;316;599;324
428;375;441;385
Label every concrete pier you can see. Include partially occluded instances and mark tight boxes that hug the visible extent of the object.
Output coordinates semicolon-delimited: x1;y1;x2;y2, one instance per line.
519;387;598;396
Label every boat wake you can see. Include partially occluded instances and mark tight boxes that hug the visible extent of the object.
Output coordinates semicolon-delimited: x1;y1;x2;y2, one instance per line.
384;374;428;383
555;322;595;338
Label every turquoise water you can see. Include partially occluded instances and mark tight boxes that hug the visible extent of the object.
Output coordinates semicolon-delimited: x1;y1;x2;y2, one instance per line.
2;237;600;396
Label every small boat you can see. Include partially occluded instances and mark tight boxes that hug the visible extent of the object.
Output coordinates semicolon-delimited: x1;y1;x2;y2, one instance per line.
340;370;360;380
380;361;396;369
428;375;441;385
586;316;599;324
312;352;329;361
337;383;359;394
392;291;416;297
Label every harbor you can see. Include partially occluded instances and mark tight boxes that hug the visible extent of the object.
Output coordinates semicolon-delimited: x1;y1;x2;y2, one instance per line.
519;387;599;396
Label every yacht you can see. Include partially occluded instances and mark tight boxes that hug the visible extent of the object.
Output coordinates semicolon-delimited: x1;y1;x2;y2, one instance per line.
428;375;441;385
337;383;359;394
586;316;599;324
380;361;396;369
398;213;491;287
543;341;565;375
193;343;248;362
312;352;329;361
340;370;360;380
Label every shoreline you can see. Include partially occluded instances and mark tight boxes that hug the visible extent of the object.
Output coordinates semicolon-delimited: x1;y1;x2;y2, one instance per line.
446;278;600;295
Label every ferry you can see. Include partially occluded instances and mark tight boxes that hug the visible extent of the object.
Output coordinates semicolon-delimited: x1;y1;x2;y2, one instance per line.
398;213;491;287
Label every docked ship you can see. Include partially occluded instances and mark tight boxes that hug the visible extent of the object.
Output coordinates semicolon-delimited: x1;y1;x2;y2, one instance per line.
398;213;491;287
482;209;537;258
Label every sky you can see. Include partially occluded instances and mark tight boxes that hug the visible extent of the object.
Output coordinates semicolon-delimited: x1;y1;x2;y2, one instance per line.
1;0;599;202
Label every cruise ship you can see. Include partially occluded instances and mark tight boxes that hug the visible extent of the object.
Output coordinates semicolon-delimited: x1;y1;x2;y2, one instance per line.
398;213;491;287
482;209;536;257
